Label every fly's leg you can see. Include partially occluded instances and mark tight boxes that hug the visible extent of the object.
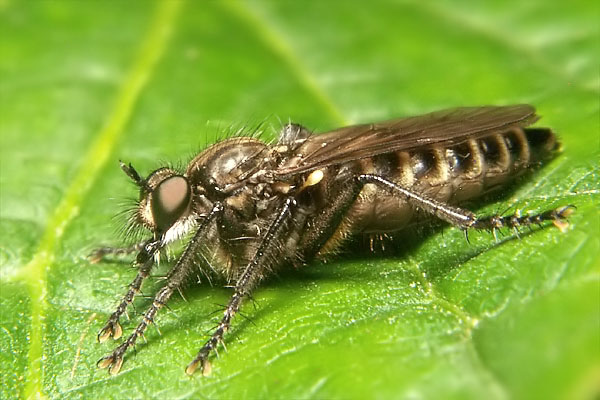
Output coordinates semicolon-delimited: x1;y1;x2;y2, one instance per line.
98;203;224;375
467;207;575;233
185;197;296;376
97;239;161;343
358;174;574;233
89;241;147;264
298;171;365;259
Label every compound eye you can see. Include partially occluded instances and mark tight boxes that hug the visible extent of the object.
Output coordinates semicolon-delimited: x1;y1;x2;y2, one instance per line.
151;175;192;232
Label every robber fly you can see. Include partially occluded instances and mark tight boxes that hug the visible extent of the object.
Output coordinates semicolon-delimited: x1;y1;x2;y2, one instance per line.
93;104;573;376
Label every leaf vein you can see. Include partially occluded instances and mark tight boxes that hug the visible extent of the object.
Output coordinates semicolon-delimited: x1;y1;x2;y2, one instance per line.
20;1;183;398
219;0;348;126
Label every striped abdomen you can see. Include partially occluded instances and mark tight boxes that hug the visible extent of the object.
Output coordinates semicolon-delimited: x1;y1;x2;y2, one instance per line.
404;127;557;203
322;127;557;245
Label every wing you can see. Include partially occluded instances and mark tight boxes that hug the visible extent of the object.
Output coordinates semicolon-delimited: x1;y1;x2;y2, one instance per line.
275;105;539;177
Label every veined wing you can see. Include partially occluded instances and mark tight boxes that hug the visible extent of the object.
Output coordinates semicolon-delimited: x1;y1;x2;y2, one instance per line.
276;105;538;177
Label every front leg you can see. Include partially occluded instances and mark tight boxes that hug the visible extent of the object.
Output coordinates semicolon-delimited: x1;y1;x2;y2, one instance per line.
185;197;296;375
97;239;161;342
98;203;224;374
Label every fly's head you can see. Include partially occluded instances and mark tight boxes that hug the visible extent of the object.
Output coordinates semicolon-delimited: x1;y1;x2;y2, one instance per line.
121;161;197;244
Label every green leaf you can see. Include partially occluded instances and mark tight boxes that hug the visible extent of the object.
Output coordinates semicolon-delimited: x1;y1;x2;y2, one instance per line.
1;1;598;399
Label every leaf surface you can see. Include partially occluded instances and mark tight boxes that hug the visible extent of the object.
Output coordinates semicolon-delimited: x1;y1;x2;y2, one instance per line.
1;1;598;399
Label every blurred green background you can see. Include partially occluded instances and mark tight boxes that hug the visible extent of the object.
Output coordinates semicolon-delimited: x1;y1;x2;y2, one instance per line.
0;1;598;399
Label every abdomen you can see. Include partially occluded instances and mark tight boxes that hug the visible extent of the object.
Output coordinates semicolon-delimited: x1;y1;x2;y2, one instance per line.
317;127;557;255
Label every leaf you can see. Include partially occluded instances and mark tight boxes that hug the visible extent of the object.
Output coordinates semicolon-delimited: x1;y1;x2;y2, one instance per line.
1;1;598;399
